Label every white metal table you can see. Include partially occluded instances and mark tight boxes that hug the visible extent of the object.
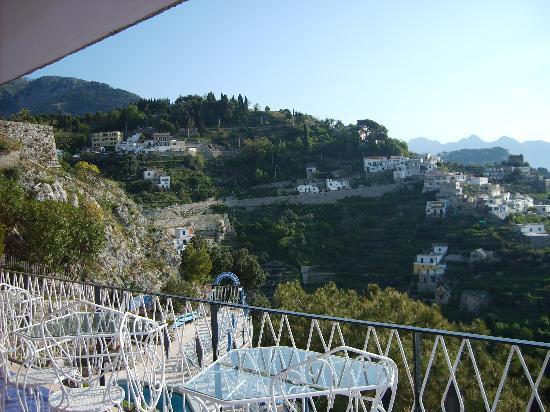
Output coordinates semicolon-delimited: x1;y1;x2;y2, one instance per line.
179;345;398;411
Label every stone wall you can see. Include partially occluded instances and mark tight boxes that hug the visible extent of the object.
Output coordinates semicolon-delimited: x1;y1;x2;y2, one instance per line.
0;120;59;168
225;183;403;208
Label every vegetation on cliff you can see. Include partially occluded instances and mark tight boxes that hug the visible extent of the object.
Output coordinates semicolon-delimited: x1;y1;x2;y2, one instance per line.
0;161;177;287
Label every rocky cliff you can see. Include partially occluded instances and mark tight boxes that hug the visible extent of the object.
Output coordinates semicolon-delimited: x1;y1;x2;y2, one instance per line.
0;120;59;168
1;120;178;289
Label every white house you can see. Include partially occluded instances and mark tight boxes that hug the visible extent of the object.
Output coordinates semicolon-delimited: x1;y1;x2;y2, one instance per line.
169;140;186;152
415;244;448;292
433;244;448;255
143;169;171;189
426;200;448;217
363;156;405;173
174;227;194;252
143;170;156;180
515;223;546;236
468;176;489;186
153;132;172;144
516;223;550;248
451;173;467;183
515;223;550;248
487;203;510;220
297;184;319;194
416;252;444;265
484;167;506;181
325;178;350;191
532;205;550;217
115;133;142;153
422;171;452;193
158;175;171;189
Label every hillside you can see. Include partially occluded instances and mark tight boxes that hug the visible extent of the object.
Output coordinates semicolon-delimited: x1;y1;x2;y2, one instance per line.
440;147;509;165
408;135;550;169
0;120;177;288
0;76;140;116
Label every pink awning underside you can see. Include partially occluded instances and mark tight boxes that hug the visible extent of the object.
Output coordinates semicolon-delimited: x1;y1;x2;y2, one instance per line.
0;0;186;85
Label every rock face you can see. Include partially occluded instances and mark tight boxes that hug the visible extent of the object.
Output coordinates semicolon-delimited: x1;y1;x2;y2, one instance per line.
19;164;179;289
4;119;179;290
0;120;59;168
33;181;68;202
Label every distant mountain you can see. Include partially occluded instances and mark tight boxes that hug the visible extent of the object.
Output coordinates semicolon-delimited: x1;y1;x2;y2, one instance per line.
0;76;140;116
408;135;550;169
440;147;510;166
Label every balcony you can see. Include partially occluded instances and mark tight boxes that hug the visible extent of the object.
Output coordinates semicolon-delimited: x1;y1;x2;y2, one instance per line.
1;269;549;411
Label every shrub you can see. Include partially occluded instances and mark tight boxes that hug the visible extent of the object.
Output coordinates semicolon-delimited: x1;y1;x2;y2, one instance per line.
0;132;22;153
74;160;100;176
0;176;105;272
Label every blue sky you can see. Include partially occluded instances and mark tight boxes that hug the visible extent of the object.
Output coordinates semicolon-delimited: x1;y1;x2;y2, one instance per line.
32;0;550;142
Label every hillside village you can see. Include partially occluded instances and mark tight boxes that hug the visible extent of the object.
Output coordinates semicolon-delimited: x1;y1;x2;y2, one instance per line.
52;119;550;259
2;95;549;343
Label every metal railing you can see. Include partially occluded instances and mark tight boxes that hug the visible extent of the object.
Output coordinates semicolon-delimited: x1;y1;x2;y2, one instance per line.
1;269;548;411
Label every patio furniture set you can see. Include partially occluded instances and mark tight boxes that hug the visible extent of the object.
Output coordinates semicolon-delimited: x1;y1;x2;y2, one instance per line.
0;282;398;411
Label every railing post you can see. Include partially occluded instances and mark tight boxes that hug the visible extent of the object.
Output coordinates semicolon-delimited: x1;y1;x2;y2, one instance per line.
94;285;101;306
210;302;219;361
413;332;422;412
23;272;31;292
94;285;105;386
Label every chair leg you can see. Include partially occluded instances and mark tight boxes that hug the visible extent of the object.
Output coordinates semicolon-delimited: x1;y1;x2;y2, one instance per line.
369;388;384;412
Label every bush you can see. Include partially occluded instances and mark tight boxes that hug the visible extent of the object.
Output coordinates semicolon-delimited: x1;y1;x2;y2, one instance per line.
0;132;22;153
74;160;100;176
0;176;105;272
22;199;105;271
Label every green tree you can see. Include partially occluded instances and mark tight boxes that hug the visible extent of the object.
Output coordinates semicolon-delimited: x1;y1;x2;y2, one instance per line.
209;246;234;278
22;199;105;271
179;237;212;284
119;104;144;131
231;248;266;290
9;109;35;123
356;119;388;141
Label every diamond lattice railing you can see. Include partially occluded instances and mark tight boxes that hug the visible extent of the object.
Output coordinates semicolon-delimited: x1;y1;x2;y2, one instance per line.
0;269;548;411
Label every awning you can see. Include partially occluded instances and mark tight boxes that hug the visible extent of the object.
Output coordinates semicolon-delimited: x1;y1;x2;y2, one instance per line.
0;0;187;85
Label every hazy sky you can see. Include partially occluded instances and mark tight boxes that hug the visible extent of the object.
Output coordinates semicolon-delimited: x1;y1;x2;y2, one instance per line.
32;0;550;142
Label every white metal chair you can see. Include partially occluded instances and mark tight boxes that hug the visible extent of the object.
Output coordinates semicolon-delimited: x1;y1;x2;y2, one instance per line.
120;312;167;412
6;334;68;411
41;301;127;412
269;346;398;412
0;283;38;409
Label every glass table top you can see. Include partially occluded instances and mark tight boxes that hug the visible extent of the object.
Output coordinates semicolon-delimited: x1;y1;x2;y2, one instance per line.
180;346;391;405
16;311;124;339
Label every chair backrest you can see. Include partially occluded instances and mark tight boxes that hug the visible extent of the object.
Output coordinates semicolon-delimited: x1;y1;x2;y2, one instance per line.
269;346;398;412
0;283;34;352
41;301;126;392
121;313;166;412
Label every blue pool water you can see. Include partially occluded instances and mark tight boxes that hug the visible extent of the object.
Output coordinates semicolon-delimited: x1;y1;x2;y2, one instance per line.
117;381;191;411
